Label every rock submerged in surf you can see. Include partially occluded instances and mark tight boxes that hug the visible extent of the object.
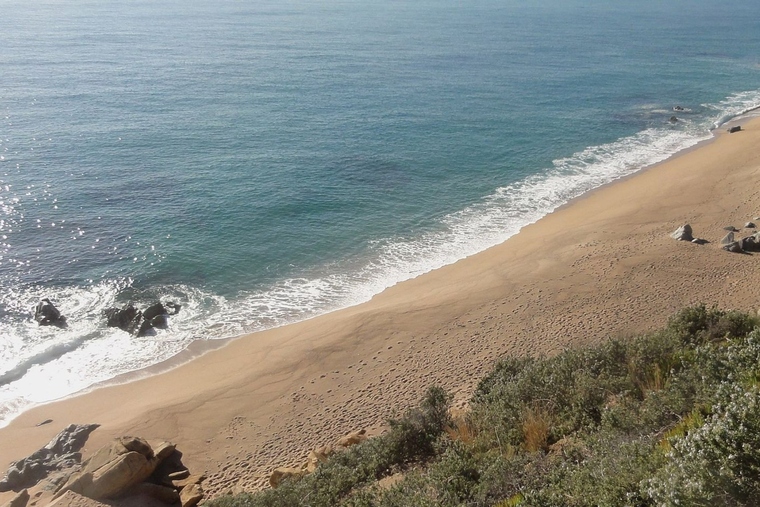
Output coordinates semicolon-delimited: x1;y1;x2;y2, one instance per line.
103;301;180;337
34;298;67;328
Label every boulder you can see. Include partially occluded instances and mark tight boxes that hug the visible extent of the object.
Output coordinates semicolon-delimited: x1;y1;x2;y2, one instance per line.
723;241;743;253
179;482;203;507
150;315;169;330
335;429;367;448
669;116;678;123
0;424;99;492
305;446;333;473
269;468;305;489
670;224;693;241
55;437;175;501
720;232;735;245
740;235;760;252
1;489;29;507
104;302;177;336
728;125;742;133
104;304;139;332
171;473;205;490
745;222;756;229
131;482;180;505
142;303;167;322
34;299;67;327
723;226;739;232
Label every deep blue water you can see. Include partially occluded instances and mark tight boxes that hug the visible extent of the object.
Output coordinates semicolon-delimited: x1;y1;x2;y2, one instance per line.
1;0;759;425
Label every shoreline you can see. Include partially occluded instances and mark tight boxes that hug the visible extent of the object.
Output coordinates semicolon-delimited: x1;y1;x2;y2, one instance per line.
2;115;760;502
0;110;751;431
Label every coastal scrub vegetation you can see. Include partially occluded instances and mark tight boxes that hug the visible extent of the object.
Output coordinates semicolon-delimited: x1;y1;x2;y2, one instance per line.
207;306;760;507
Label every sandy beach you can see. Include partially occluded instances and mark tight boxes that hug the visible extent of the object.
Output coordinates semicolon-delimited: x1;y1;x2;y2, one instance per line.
2;117;760;503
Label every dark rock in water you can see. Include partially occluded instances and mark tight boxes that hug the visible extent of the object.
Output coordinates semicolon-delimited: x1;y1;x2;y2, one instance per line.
0;423;99;492
745;222;756;229
723;241;743;253
721;232;735;245
151;314;170;330
670;224;693;241
34;299;67;328
104;303;139;331
669;116;678;123
673;105;685;111
136;317;156;337
143;302;167;322
126;311;145;336
105;301;178;336
728;125;742;133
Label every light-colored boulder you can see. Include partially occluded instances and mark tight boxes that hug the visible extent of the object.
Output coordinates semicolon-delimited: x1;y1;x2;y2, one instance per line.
670;224;693;241
179;482;203;507
269;467;305;489
1;488;29;507
336;429;367;448
305;446;334;473
55;438;175;501
171;473;206;489
720;232;735;245
82;451;153;499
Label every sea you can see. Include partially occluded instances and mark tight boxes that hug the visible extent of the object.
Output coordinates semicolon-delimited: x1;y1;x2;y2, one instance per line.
1;0;759;428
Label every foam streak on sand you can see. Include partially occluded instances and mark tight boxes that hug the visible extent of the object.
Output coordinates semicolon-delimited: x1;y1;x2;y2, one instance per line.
2;117;760;503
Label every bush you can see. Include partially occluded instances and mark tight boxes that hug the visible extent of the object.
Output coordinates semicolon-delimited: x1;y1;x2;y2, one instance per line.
646;384;760;506
208;306;760;507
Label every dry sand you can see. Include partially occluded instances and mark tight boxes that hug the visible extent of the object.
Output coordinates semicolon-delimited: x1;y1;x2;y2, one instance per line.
2;117;760;503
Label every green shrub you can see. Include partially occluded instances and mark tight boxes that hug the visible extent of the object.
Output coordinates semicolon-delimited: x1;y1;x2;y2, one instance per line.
206;306;760;507
646;384;760;506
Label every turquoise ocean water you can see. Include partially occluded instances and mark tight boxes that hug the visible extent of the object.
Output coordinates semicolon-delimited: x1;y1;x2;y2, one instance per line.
1;0;759;426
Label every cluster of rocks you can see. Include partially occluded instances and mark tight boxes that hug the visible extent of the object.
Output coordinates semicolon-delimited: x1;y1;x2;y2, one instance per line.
0;425;204;507
670;221;760;253
104;301;181;337
32;299;181;338
269;429;368;489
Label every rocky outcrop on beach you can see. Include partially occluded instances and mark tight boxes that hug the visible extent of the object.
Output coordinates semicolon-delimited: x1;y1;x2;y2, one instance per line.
0;424;100;493
53;436;205;506
34;299;67;328
1;427;204;507
103;302;181;337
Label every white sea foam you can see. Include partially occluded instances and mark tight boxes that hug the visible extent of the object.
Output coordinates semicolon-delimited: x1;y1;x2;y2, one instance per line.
1;91;759;428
